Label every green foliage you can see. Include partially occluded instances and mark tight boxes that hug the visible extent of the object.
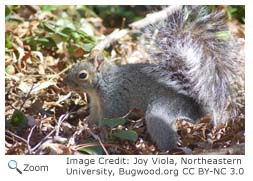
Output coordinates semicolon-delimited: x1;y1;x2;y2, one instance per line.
5;35;13;49
25;17;96;55
113;130;138;142
206;5;245;24
87;5;146;28
40;5;69;12
6;110;28;131
40;19;96;52
227;5;245;23
6;5;98;58
5;65;14;74
103;117;138;142
5;6;12;19
25;36;56;49
76;6;98;18
78;145;104;155
5;5;20;19
103;118;126;128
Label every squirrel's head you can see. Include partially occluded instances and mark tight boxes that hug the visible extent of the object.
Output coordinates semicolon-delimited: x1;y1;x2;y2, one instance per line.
64;61;100;94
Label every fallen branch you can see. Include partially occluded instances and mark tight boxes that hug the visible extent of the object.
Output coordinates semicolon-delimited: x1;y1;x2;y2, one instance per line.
5;130;28;144
129;6;181;29
90;29;128;58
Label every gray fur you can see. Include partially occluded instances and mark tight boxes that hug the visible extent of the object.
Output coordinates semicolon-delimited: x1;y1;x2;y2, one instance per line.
143;6;239;124
65;62;205;150
64;6;240;151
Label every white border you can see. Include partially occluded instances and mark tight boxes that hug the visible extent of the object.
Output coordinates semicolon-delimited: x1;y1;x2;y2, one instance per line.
1;1;252;180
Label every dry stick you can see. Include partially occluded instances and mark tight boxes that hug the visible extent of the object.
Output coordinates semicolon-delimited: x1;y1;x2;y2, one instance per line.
47;64;73;80
27;125;37;154
122;109;136;119
6;64;72;80
5;130;28;144
129;6;181;29
19;83;34;110
31;113;70;153
90;29;128;57
67;124;109;155
30;128;56;153
67;126;85;147
56;113;70;136
5;135;17;145
66;105;86;147
86;127;109;155
67;112;90;147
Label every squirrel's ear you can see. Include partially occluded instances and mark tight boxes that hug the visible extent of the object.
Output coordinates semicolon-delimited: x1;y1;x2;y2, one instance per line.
88;52;109;72
94;53;105;71
95;54;112;73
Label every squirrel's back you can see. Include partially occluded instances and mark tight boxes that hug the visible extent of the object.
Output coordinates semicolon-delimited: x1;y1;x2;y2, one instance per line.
99;63;204;120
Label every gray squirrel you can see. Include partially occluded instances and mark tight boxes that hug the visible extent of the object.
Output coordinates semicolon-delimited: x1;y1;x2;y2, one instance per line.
64;6;242;151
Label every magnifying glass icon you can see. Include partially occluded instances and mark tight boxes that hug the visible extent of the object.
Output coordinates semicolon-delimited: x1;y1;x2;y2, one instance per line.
8;160;22;174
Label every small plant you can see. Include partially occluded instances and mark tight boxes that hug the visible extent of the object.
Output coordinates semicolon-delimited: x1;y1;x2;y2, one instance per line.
103;117;138;142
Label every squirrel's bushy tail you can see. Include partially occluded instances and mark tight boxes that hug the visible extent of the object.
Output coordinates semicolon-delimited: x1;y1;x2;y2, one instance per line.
143;6;241;124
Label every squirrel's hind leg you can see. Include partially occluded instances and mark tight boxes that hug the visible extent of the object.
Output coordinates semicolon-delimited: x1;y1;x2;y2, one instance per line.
145;99;204;151
145;105;179;151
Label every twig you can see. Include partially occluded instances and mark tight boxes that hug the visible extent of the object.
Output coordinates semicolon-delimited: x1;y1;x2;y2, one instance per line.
67;123;109;155
30;128;56;153
87;128;109;155
30;113;69;153
5;130;28;144
91;29;128;57
67;126;85;146
56;113;70;136
129;6;181;29
47;64;73;80
6;64;72;80
122;109;136;119
27;125;37;154
19;83;34;110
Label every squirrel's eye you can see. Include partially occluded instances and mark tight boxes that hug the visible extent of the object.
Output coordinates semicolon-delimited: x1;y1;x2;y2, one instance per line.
78;70;88;80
